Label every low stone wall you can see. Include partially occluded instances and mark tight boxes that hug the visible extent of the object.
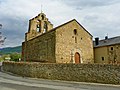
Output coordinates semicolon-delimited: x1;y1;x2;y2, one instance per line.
2;61;120;84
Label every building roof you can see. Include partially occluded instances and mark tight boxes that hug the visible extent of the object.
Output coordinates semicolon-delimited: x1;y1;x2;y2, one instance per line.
49;19;92;37
94;36;120;48
26;19;92;42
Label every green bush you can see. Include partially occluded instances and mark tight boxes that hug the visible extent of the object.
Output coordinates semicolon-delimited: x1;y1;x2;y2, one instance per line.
10;53;21;62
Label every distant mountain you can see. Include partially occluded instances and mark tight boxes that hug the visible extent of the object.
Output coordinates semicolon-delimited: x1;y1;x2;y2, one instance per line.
0;46;22;55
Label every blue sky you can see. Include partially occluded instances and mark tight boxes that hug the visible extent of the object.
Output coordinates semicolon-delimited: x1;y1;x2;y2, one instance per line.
0;0;120;47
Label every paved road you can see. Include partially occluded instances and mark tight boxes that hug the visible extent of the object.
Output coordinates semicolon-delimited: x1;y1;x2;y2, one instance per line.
0;71;120;90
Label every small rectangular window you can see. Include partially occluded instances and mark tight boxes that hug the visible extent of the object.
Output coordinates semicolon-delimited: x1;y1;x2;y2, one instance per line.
102;57;104;61
111;47;113;50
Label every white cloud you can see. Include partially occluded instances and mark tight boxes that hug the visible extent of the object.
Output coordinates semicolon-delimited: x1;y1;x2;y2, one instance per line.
79;2;120;39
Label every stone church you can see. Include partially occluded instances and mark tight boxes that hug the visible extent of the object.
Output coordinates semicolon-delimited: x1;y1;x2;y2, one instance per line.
22;12;94;63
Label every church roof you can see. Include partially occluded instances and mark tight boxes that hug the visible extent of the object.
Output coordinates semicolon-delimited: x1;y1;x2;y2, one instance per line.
27;19;93;41
49;19;92;37
94;36;120;48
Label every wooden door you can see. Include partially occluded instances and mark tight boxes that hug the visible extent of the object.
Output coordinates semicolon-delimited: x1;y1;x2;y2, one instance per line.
75;52;80;64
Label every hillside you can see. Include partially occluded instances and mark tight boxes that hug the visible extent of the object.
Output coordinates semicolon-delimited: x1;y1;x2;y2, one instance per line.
0;46;22;55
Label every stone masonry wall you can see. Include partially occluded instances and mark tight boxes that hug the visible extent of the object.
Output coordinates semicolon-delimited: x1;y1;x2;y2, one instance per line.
2;61;120;84
108;44;120;64
56;20;94;63
22;30;56;62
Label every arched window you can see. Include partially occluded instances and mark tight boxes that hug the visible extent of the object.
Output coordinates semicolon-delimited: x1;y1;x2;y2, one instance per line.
43;22;47;33
74;29;77;35
37;24;40;32
41;15;44;20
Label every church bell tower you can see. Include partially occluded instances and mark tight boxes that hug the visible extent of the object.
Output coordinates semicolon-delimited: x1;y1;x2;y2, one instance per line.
25;12;53;41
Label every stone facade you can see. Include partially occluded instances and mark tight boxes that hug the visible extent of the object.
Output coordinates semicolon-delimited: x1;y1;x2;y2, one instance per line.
108;45;120;63
22;30;56;62
22;12;94;63
55;20;94;63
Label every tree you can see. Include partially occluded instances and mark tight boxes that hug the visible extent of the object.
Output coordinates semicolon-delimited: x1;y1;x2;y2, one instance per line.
0;24;6;48
10;53;21;62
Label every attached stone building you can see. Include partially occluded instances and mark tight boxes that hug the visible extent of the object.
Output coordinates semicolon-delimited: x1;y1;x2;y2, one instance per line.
22;12;94;63
94;36;120;64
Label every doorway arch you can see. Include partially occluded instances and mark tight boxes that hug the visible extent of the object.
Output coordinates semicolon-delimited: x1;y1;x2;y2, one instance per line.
75;52;80;64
